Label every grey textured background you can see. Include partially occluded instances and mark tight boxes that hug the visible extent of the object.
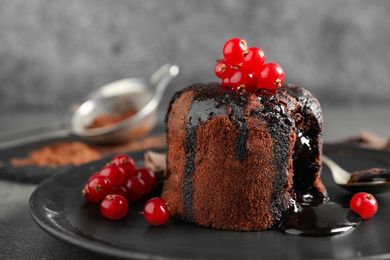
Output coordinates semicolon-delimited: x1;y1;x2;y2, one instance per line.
1;0;389;116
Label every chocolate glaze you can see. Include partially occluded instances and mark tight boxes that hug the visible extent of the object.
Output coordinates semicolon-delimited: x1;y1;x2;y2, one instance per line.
182;84;251;220
251;89;296;225
164;82;356;235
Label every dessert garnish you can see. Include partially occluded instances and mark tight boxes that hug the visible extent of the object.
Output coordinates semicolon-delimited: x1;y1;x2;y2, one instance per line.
350;192;378;219
124;176;146;202
135;167;157;194
111;154;136;177
99;164;126;185
100;194;129;220
215;38;285;92
81;153;169;223
141;197;171;226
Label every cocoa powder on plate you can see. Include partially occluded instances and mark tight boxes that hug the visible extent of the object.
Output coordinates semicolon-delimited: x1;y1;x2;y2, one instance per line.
10;134;166;168
10;142;102;167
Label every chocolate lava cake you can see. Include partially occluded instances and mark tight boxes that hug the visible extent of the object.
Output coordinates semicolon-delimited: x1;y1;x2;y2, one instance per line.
161;82;328;231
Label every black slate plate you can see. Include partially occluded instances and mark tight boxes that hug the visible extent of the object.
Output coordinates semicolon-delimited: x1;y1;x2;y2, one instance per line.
0;137;78;184
29;146;390;260
0;124;165;184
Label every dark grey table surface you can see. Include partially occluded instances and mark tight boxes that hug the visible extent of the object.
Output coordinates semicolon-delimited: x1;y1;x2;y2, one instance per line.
1;106;390;259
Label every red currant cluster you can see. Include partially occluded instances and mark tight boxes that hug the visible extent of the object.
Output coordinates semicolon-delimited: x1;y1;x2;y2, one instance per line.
215;38;285;92
350;192;378;220
82;154;170;225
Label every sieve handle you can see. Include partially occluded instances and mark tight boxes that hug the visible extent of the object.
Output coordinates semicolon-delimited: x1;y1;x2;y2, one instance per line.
0;121;70;150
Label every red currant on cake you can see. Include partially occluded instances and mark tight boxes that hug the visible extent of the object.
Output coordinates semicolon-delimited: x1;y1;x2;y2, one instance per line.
111;154;136;178
214;60;234;79
243;46;266;71
100;194;128;220
134;167;156;194
142;197;170;226
99;164;126;185
222;67;258;93
223;38;248;65
216;38;285;93
350;192;378;219
257;62;285;90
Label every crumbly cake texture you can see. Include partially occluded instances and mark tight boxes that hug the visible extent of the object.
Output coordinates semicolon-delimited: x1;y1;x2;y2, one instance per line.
161;82;327;231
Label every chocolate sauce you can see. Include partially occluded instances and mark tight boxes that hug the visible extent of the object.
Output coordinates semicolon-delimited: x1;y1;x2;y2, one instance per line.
349;168;390;184
356;173;390;183
255;89;297;223
279;195;361;236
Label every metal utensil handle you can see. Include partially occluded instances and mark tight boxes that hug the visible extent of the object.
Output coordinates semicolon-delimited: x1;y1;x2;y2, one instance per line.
0;121;70;150
153;64;179;103
129;64;179;124
149;63;179;86
322;155;351;185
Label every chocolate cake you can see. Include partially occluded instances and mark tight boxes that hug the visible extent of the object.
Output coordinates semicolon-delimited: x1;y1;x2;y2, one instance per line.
161;82;328;231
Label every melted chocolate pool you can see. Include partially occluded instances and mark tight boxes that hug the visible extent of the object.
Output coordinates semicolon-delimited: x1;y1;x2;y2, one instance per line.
279;195;361;236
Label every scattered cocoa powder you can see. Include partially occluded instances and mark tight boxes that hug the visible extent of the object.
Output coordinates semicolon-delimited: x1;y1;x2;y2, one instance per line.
11;142;102;167
10;134;167;168
87;109;137;129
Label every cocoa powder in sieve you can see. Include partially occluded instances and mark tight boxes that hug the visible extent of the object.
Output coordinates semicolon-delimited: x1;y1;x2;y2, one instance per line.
87;109;137;129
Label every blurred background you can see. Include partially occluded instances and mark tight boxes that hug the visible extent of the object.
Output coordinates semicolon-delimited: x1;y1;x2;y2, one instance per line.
1;0;390;142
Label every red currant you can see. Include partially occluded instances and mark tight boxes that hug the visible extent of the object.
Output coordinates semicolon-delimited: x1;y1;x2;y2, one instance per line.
223;38;248;65
243;47;266;71
111;185;129;201
214;60;234;79
111;154;136;179
123;176;145;202
100;194;128;220
82;183;102;203
142;197;170;226
222;67;258;93
99;164;126;185
257;62;285;90
87;175;113;201
350;192;378;219
135;168;156;194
